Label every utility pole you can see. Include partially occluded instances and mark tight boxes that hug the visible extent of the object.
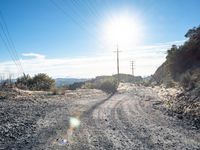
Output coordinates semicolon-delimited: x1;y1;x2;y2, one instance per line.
131;61;134;76
113;45;121;83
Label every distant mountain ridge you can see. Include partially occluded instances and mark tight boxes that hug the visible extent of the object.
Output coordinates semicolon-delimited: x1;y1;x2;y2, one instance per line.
55;78;88;87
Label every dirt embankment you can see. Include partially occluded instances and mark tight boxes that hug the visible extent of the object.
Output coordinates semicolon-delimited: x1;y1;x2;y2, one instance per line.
152;85;200;129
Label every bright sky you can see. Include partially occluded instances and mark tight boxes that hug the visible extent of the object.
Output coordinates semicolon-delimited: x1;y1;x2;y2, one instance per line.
0;0;200;78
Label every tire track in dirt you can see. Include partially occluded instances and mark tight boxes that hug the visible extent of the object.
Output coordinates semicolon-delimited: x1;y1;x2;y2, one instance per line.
43;84;200;150
117;87;200;150
87;84;200;150
72;93;115;150
92;94;134;149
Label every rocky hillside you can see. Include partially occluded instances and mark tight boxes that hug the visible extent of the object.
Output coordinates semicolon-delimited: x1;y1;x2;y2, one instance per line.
153;25;200;127
154;25;200;88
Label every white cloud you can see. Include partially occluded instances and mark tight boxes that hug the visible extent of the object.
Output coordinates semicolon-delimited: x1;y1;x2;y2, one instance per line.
0;40;185;78
22;53;45;59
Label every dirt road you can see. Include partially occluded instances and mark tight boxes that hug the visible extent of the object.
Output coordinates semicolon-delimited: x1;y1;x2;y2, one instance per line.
1;84;200;149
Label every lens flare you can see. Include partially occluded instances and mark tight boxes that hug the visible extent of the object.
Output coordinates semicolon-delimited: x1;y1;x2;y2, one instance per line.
55;115;81;146
69;117;81;128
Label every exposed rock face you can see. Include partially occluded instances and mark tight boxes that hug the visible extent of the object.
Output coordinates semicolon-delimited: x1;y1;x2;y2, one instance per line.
153;62;171;84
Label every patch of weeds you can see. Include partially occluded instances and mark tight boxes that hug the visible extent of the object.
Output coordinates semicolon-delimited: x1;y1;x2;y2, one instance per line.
0;92;7;99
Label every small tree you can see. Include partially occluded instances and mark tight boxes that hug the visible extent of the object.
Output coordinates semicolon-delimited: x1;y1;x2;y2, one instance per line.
16;74;32;89
31;73;55;91
16;73;55;91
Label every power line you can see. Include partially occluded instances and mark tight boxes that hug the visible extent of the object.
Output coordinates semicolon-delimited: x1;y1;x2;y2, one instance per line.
0;11;24;76
0;12;24;74
50;0;109;50
50;0;122;80
0;33;21;73
0;31;23;76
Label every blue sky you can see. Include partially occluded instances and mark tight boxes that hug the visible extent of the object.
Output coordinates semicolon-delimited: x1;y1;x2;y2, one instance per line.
0;0;200;78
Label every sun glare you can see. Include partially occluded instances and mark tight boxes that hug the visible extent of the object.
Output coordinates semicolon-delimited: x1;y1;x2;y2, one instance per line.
102;13;143;49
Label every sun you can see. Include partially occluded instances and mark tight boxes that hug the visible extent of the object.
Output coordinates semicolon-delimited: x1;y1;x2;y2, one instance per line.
102;13;143;49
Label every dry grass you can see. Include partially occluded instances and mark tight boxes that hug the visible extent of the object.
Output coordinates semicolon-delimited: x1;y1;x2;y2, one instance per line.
51;88;66;95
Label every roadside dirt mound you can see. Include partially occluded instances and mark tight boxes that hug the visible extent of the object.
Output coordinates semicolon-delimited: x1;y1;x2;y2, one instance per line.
152;85;200;129
174;88;200;128
0;87;21;99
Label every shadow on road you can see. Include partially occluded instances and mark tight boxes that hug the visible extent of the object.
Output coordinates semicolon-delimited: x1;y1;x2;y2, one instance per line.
82;93;115;117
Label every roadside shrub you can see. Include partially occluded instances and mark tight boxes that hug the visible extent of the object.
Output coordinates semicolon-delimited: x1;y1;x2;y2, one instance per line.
180;72;194;89
98;79;118;94
31;73;55;91
82;82;95;89
51;88;59;95
0;92;7;99
142;81;151;87
82;77;118;94
16;73;55;91
180;72;192;89
16;74;32;90
68;82;85;90
51;87;65;95
164;80;176;88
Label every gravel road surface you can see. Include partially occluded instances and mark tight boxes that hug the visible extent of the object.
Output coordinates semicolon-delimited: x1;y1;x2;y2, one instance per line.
1;84;199;150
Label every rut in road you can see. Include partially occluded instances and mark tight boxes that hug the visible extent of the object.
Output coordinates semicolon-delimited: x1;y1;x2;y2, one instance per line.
50;84;200;150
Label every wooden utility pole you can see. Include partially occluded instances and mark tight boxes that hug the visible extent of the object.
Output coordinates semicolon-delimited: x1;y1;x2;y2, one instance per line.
113;45;121;83
131;61;134;76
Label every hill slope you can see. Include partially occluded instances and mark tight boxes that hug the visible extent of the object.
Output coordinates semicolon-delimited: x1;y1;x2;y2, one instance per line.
153;25;200;127
154;25;200;88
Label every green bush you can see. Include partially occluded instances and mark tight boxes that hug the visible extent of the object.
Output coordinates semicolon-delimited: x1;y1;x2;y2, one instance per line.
82;77;118;94
16;73;55;91
31;73;55;91
68;82;85;90
16;74;32;89
83;82;95;89
98;79;118;93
